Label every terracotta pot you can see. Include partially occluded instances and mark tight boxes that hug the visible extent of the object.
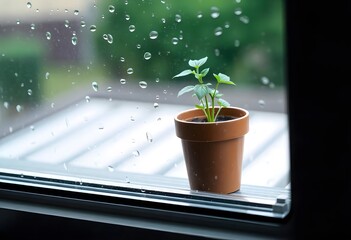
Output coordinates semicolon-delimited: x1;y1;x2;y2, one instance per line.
174;107;249;194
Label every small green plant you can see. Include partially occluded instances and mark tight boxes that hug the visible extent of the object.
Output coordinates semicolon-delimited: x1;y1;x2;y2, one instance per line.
173;56;235;122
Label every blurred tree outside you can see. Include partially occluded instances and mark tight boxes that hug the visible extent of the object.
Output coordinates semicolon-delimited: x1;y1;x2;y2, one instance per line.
94;0;285;88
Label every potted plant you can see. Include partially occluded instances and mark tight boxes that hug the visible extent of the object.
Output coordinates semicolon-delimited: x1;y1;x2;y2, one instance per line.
173;56;249;194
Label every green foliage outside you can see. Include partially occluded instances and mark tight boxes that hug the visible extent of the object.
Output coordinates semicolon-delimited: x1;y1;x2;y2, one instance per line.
94;0;285;87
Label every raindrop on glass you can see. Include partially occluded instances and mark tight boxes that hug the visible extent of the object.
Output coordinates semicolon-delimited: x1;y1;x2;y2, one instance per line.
107;34;113;44
4;102;9;109
210;6;220;18
27;89;33;96
197;12;203;18
258;99;265;108
153;102;159;108
132;150;140;157
16;105;22;112
175;14;182;23
143;52;151;60
234;8;242;16
85;96;91;102
92;81;98;91
214;27;223;36
74;10;79;15
45;72;50;79
125;14;130;20
127;68;134;74
139;81;147;89
30;23;35;30
261;76;270;85
46;32;51;40
171;37;179;45
108;166;114;172
64;20;69;28
149;31;158;39
129;25;136;32
80;20;86;27
90;25;97;32
120;78;126;84
107;86;112;92
108;5;115;13
27;2;32;8
146;132;153;143
239;15;250;24
71;35;78;45
234;39;240;47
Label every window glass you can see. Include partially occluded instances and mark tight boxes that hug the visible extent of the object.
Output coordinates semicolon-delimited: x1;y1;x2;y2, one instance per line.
0;0;289;218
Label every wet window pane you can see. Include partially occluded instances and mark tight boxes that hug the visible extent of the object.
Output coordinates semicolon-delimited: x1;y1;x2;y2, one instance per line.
0;0;290;218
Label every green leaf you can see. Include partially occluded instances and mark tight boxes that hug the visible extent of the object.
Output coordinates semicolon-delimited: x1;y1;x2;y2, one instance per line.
200;68;210;77
194;84;209;100
217;98;230;107
195;104;204;109
189;56;208;68
173;69;193;78
177;85;195;97
213;73;235;85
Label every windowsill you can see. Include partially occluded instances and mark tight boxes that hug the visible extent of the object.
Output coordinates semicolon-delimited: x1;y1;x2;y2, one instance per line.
0;95;290;218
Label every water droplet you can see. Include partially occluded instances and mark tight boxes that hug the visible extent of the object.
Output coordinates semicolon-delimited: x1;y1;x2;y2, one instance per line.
85;96;91;102
30;23;35;30
27;2;32;8
127;68;134;74
125;176;130;183
51;102;55;108
161;18;166;24
46;31;51;40
143;52;151;60
107;86;112;92
108;5;115;13
214;27;223;36
261;76;270;85
108;166;114;172
129;25;136;32
234;8;242;16
146;132;153;143
74;10;79;15
175;14;182;22
210;6;220;18
120;78;126;84
27;89;33;95
132;150;140;157
239;15;250;24
64;20;70;28
4;102;9;109
16;105;23;112
80;20;86;27
92;81;98;91
197;12;203;18
90;25;97;32
234;39;240;47
45;72;50;79
107;34;113;44
153;102;159;109
149;31;158;39
258;99;265;108
136;44;141;49
139;81;147;89
63;162;68;171
125;14;130;20
30;125;35;131
71;35;78;45
120;57;125;62
171;37;179;45
16;20;21;25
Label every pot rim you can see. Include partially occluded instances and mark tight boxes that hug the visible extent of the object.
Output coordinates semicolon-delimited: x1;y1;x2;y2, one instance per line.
174;107;249;142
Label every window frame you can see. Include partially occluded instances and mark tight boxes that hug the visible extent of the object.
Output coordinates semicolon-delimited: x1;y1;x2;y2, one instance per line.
1;0;350;239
